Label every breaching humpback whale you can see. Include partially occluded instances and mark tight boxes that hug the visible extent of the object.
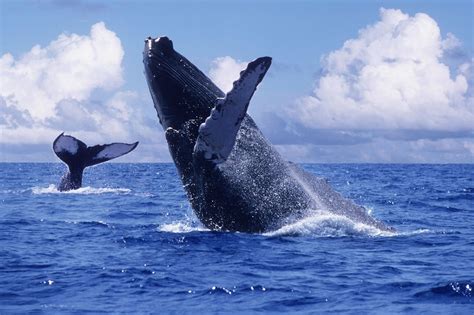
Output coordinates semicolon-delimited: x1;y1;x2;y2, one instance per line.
53;133;138;191
143;36;393;233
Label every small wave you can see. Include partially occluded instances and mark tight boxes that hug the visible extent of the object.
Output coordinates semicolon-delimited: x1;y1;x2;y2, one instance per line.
64;220;111;227
462;187;474;193
158;221;208;233
133;192;155;197
414;281;473;299
185;285;268;296
31;184;131;195
397;228;431;236
264;210;397;237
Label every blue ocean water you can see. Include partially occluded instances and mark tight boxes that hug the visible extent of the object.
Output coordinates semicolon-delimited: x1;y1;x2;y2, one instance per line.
0;163;472;314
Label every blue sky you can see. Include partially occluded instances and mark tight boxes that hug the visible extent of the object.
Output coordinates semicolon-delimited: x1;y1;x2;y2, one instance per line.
1;0;473;162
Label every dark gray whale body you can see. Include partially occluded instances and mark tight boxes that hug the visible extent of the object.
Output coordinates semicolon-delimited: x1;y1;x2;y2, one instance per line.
143;36;392;233
53;133;138;191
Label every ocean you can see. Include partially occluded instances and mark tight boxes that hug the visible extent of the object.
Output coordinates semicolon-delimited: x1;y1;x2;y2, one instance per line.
1;163;472;314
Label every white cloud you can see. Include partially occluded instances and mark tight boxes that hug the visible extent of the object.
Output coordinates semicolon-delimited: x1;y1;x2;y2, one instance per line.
286;8;473;132
441;32;462;51
0;22;145;143
0;22;169;162
0;22;123;120
208;56;247;93
274;137;474;163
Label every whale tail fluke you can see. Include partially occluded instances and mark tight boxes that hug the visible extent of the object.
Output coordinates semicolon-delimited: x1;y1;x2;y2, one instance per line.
194;57;272;164
53;133;139;170
84;142;140;167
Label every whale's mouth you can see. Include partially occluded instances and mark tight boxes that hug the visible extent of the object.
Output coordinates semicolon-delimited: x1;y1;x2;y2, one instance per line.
143;36;224;130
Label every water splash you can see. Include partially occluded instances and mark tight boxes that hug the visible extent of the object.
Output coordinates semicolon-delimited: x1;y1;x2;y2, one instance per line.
159;221;208;233
265;209;397;237
287;166;323;207
31;184;131;195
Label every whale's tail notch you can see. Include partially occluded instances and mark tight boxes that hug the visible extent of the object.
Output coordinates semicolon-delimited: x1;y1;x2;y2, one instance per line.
194;56;272;164
53;133;139;170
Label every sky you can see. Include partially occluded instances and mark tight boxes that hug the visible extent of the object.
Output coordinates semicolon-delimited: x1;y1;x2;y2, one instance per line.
1;0;473;163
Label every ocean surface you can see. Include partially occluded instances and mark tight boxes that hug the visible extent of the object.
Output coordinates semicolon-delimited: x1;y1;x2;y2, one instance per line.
0;163;473;314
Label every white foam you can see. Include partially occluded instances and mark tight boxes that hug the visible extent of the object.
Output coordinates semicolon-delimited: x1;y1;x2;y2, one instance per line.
396;228;431;236
264;210;397;238
158;221;208;233
31;185;131;195
156;214;430;237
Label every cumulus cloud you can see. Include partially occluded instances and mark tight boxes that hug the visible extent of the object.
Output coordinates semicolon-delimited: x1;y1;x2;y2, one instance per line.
208;56;247;92
0;22;123;120
286;8;473;133
205;12;474;163
0;22;167;162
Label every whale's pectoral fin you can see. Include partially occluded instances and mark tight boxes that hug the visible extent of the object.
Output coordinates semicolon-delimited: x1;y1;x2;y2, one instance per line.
86;142;139;166
194;56;272;164
53;132;88;166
